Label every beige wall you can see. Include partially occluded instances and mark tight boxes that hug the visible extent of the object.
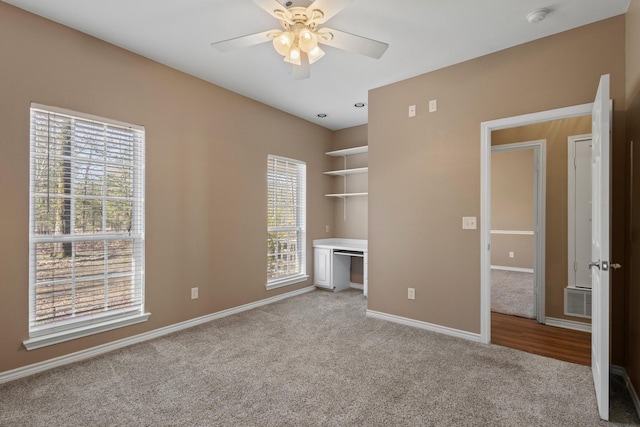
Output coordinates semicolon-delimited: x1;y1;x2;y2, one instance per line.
491;236;534;269
627;0;640;106
492;117;592;323
330;125;368;239
626;0;640;405
368;17;626;338
491;149;534;269
0;3;334;373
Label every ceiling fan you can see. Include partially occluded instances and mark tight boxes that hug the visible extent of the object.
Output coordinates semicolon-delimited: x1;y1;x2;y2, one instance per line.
210;0;389;79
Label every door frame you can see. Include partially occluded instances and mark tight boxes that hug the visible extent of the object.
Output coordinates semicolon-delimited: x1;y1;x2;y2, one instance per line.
491;140;546;323
480;102;593;344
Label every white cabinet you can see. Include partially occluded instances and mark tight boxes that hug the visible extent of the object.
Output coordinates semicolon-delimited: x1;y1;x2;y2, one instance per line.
313;239;368;296
314;248;332;288
324;146;368;198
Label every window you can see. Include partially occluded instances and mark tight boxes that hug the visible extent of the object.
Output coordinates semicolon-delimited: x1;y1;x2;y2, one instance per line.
267;155;307;289
25;104;148;350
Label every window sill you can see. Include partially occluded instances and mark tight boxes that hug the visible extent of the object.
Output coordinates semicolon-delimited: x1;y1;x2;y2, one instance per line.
23;312;151;351
266;274;309;291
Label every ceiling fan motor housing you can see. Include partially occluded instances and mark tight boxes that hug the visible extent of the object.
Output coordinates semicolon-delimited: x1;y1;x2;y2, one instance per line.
280;0;315;8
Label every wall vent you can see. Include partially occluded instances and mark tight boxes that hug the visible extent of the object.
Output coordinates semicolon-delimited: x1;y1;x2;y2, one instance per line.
564;287;592;318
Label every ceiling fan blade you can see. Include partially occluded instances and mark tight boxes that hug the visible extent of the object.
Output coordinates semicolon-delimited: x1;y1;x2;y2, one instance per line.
252;0;292;21
211;30;274;53
317;28;389;59
306;0;354;24
291;55;310;80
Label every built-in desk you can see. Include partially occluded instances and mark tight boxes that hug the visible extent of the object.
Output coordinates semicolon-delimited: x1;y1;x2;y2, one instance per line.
313;239;368;296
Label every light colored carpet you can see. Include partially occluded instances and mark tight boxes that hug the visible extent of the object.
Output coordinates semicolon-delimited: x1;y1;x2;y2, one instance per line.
0;289;637;426
491;269;535;319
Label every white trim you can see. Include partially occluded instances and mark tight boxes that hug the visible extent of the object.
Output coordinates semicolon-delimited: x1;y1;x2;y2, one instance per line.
490;266;534;273
24;312;151;351
480;102;593;344
349;283;364;290
490;230;534;235
1;286;315;384
365;309;481;342
265;274;309;290
545;316;592;333
31;102;144;131
611;365;640;419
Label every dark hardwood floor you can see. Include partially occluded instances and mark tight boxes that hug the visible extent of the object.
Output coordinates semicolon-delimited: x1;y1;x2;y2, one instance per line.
491;312;591;366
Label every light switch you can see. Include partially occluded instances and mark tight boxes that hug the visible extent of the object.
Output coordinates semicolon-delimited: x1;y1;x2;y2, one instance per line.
429;99;437;112
408;105;416;117
462;217;477;230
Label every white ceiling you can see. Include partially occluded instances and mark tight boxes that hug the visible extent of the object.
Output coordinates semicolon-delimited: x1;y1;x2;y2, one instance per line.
3;0;630;130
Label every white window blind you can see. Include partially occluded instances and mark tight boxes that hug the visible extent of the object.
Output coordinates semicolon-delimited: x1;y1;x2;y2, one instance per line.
26;104;147;349
267;155;307;288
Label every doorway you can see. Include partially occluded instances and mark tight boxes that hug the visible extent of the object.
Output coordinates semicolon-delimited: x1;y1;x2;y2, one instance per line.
490;141;545;322
479;102;594;344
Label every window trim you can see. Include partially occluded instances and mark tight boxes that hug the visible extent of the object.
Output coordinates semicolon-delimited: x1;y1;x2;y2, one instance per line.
266;154;307;290
23;312;151;351
25;103;149;350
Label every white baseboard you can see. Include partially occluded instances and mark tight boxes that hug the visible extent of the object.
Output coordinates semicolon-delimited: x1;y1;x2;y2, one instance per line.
365;309;481;343
611;365;640;419
545;316;592;333
490;265;534;273
0;286;316;384
349;283;364;290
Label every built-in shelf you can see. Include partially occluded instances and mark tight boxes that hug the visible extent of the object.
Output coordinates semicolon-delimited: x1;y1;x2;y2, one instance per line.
325;192;368;198
325;146;368;219
323;167;368;176
326;146;368;157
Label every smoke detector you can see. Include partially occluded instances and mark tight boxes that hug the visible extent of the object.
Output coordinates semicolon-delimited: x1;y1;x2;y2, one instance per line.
527;8;549;24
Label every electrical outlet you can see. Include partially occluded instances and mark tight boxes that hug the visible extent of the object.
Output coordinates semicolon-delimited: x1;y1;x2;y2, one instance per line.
191;287;198;300
408;288;415;300
325;224;330;233
429;99;437;112
509;251;515;258
408;105;416;117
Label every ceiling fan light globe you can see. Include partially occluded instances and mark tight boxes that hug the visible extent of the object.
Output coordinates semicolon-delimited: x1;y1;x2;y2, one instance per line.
307;46;324;64
273;31;294;56
284;46;302;65
298;30;318;53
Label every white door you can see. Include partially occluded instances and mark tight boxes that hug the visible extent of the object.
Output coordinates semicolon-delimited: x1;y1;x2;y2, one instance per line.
590;74;610;421
314;248;332;288
569;137;593;288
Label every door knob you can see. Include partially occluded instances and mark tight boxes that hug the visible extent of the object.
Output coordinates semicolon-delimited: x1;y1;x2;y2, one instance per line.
590;260;609;271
